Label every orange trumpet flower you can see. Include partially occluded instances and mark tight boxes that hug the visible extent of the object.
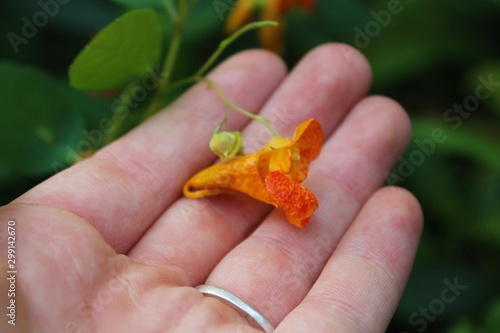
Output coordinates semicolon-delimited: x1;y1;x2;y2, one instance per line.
225;0;316;54
183;119;323;228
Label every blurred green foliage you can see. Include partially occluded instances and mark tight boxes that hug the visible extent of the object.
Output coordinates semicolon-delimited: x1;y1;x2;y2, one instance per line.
0;0;499;332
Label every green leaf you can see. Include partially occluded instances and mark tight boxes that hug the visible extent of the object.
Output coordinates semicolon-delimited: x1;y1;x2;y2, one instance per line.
69;8;162;90
0;62;85;176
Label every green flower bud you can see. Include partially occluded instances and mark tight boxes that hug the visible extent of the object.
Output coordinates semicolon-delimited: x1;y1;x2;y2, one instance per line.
210;130;243;160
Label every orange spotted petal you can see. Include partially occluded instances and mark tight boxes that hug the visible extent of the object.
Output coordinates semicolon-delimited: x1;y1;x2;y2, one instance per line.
264;171;318;228
289;157;309;182
292;119;323;162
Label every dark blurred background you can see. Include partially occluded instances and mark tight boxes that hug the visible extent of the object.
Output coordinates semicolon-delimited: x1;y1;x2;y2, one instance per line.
1;0;499;332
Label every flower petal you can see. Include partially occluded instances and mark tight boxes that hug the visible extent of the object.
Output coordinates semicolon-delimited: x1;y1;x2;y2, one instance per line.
266;136;292;149
265;171;318;228
259;0;285;54
289;158;309;182
183;152;275;205
292;119;323;162
224;0;254;34
269;147;292;173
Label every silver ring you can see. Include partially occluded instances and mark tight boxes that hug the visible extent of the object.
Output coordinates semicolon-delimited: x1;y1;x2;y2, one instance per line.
196;285;274;333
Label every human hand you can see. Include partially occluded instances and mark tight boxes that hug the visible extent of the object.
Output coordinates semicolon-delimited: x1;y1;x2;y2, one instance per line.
0;44;422;333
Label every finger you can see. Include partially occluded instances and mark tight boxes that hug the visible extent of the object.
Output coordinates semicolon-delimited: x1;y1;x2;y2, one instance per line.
15;49;287;253
128;44;373;286
276;187;423;332
205;95;412;326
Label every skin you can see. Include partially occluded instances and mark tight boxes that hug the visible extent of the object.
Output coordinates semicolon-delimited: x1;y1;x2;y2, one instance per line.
0;44;423;333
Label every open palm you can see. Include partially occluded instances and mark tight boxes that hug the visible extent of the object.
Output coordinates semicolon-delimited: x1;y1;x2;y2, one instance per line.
1;44;422;333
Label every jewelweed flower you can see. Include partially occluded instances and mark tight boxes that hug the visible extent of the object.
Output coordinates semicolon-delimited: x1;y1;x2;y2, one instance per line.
183;119;323;228
225;0;315;54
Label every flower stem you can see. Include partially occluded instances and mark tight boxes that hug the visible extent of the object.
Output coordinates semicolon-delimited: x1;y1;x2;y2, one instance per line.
143;20;278;124
164;21;279;93
195;21;278;78
143;0;188;120
203;77;281;137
